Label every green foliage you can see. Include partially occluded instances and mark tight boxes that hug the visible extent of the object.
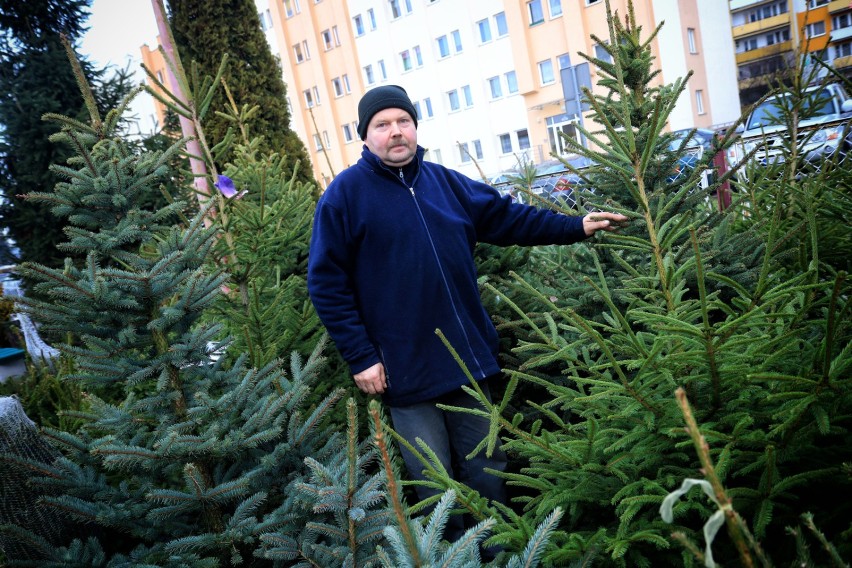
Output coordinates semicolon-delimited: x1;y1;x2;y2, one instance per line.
0;0;137;269
0;363;87;432
167;0;314;186
0;75;353;564
205;137;321;369
463;1;852;566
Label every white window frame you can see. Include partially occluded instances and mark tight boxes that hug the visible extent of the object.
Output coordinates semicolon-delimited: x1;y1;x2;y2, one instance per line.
495;12;508;36
448;89;460;111
696;89;705;115
488;76;503;99
452;30;463;53
505;71;518;93
687;28;697;54
499;133;512;154
462;85;473;107
538;59;555;85
478;19;492;43
549;0;562;18
805;21;826;38
528;0;544;25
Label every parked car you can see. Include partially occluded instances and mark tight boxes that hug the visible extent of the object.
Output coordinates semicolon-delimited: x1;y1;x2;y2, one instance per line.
733;83;852;169
529;156;596;208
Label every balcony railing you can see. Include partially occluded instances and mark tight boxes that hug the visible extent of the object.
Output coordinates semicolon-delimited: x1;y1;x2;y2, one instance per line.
830;26;852;42
730;0;776;12
828;0;851;14
735;41;794;64
732;13;791;38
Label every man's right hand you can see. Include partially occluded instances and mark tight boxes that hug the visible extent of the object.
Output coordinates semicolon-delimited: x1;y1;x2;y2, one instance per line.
353;362;386;395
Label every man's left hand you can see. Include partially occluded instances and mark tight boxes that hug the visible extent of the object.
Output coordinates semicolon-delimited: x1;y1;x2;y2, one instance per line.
583;212;630;236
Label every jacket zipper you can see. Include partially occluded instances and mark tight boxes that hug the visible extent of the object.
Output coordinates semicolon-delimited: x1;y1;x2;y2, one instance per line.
378;346;391;390
395;166;487;379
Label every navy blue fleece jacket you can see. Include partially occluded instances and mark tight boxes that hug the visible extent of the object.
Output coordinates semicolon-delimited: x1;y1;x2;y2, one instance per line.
307;146;588;406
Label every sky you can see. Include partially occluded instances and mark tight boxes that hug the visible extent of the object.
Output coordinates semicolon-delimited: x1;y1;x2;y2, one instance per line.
80;0;158;70
79;0;161;135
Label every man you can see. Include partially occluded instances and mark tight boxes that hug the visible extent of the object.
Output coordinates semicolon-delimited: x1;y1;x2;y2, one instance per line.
307;85;626;542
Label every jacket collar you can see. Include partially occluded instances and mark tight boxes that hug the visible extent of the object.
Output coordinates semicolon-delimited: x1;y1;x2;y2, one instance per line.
361;144;425;173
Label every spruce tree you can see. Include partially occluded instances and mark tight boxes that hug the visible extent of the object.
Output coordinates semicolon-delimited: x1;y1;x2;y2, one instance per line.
167;0;314;187
449;1;851;565
0;0;134;268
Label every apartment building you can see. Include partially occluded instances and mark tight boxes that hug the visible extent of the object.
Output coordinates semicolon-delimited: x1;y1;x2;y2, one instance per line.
730;0;852;104
143;1;740;187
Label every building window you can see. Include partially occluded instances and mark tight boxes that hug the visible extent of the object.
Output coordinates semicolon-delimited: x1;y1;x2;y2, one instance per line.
413;101;422;120
343;74;351;93
833;13;851;30
805;21;826;38
259;10;272;31
478;19;492;43
765;29;790;45
284;0;300;18
323;130;331;148
473;139;483;160
549;0;562;17
431;148;443;165
389;0;411;19
499;133;512;153
835;40;852;58
414;46;423;67
488;76;503;99
505;71;518;93
293;43;305;63
304;88;314;107
414;98;434;119
378;59;387;79
452;30;463;53
313;133;322;151
364;64;375;85
557;53;570;69
528;0;544;25
459;142;471;162
462;85;473;107
332;26;341;46
448;89;460;111
400;49;412;71
332;77;344;97
594;43;612;63
312;86;320;105
696;89;705;114
539;59;555;85
736;37;758;52
808;0;829;7
368;8;377;29
353;14;365;36
517;129;530;150
437;35;450;58
322;29;334;50
495;12;508;36
302;40;310;60
687;28;697;54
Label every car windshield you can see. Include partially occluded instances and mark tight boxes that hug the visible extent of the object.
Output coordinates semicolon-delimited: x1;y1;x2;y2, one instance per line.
746;88;835;130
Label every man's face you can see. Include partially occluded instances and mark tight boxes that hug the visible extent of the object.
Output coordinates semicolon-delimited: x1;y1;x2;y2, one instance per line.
364;108;417;167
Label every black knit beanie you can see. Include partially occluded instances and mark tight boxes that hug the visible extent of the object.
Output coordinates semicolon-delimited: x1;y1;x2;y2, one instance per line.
357;85;418;140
